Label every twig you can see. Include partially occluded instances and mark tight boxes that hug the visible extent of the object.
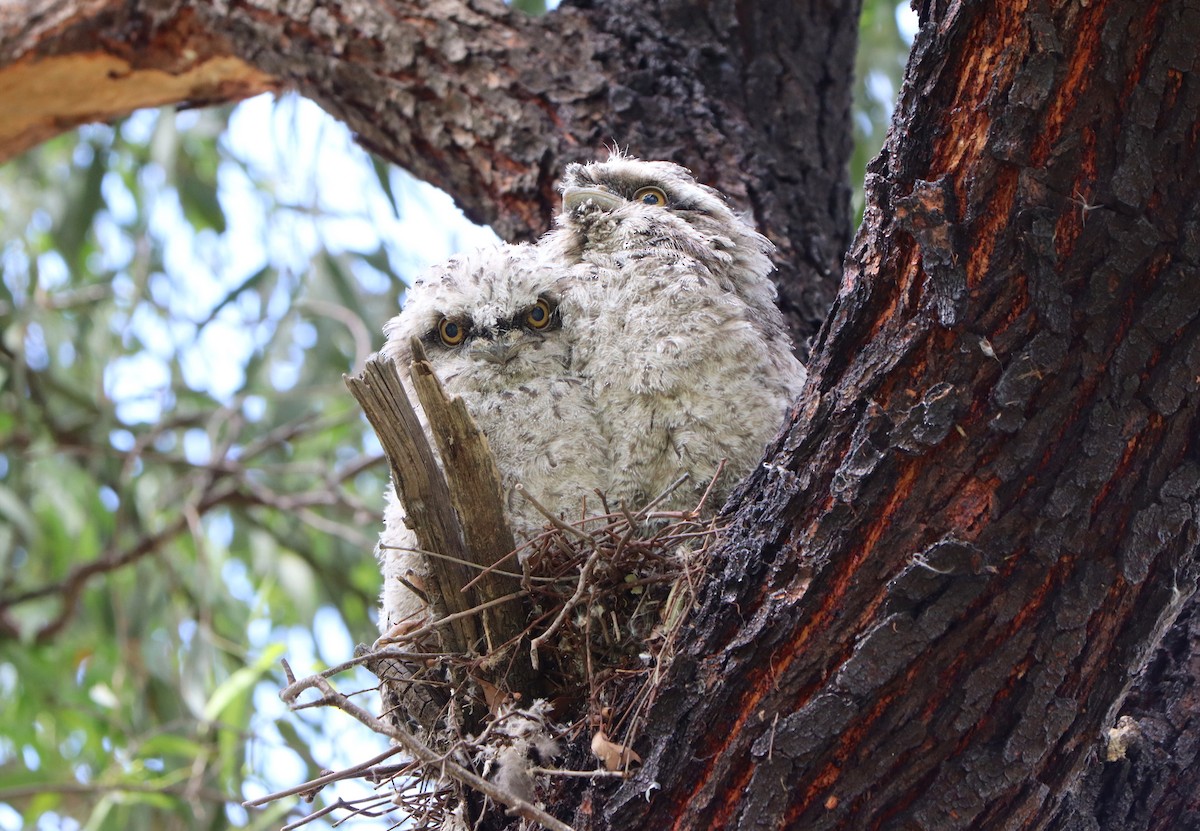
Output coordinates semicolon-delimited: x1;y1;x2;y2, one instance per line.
0;481;242;642
377;591;529;647
514;484;595;544
0;779;230;805
412;547;534;583
242;746;406;807
529;544;606;670
282;794;397;830
528;767;631;779
692;459;727;517
274;664;575;831
633;473;691;518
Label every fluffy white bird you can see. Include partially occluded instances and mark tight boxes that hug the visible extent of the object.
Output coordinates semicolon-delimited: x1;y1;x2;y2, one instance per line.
374;243;610;732
546;152;808;512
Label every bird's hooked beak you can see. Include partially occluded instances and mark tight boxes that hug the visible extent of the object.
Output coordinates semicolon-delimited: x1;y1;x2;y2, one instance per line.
470;338;521;366
562;186;625;213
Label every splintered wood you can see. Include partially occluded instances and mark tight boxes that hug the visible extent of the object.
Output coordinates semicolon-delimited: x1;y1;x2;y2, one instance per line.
343;350;530;688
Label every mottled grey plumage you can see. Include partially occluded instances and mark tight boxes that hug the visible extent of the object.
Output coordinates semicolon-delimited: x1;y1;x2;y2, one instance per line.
546;152;807;511
376;243;609;636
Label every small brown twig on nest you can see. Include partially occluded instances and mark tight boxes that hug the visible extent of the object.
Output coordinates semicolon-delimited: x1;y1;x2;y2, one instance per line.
528;542;607;670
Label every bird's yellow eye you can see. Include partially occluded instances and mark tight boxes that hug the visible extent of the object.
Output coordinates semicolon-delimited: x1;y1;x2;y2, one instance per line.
633;186;668;207
524;298;555;330
437;318;468;346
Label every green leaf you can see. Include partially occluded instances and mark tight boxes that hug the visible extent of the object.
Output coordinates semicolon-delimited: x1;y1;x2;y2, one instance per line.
202;644;285;724
178;172;227;234
197;265;273;328
511;0;547;14
136;733;206;761
55;139;107;274
371;157;402;219
0;482;38;541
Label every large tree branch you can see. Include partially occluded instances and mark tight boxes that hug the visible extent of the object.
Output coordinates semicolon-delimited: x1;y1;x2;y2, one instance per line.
0;0;858;350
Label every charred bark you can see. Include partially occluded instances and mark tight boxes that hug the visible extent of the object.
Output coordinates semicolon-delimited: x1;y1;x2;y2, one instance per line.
1047;601;1200;831
576;2;1200;829
0;0;857;353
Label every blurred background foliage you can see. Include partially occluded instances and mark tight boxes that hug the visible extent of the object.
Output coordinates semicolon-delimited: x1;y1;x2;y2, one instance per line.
0;2;912;829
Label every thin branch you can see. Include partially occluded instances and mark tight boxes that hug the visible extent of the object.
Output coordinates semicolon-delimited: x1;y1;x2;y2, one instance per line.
242;745;406;808
376;591;530;647
0;481;242;642
274;664;575;831
0;779;231;805
529;544;605;671
528;767;630;779
514;484;596;544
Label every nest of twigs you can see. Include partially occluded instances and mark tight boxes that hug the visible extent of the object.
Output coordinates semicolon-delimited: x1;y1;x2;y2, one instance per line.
246;355;724;831
371;486;721;830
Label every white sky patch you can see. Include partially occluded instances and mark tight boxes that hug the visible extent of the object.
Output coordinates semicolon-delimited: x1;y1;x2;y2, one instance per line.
867;70;898;120
104;353;171;423
896;3;919;44
99;92;501;422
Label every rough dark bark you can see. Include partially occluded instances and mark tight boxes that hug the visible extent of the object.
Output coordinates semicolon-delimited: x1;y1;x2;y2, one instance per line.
1048;602;1200;831
580;1;1200;829
0;0;856;354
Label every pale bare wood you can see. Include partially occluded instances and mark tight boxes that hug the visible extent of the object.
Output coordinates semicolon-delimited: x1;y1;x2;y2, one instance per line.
0;0;277;163
407;338;542;696
343;356;480;656
345;351;539;701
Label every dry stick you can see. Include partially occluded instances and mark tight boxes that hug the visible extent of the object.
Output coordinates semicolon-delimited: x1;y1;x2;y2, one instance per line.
275;662;574;831
691;458;727;517
514;484;595;544
281;797;381;831
381;591;531;647
343;357;478;656
529;541;609;670
528;768;630;779
242;745;406;808
632;472;692;518
416;547;537;582
406;338;542;698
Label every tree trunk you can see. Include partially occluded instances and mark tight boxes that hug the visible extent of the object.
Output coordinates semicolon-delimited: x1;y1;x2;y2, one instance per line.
3;0;1199;829
580;1;1200;828
1047;600;1200;831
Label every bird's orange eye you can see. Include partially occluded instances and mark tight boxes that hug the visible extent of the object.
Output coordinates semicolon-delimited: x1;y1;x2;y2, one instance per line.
633;186;668;207
524;298;555;330
437;318;468;345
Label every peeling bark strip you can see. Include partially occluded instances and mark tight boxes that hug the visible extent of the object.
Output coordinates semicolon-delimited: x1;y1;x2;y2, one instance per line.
0;0;860;353
0;1;276;159
594;2;1200;829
